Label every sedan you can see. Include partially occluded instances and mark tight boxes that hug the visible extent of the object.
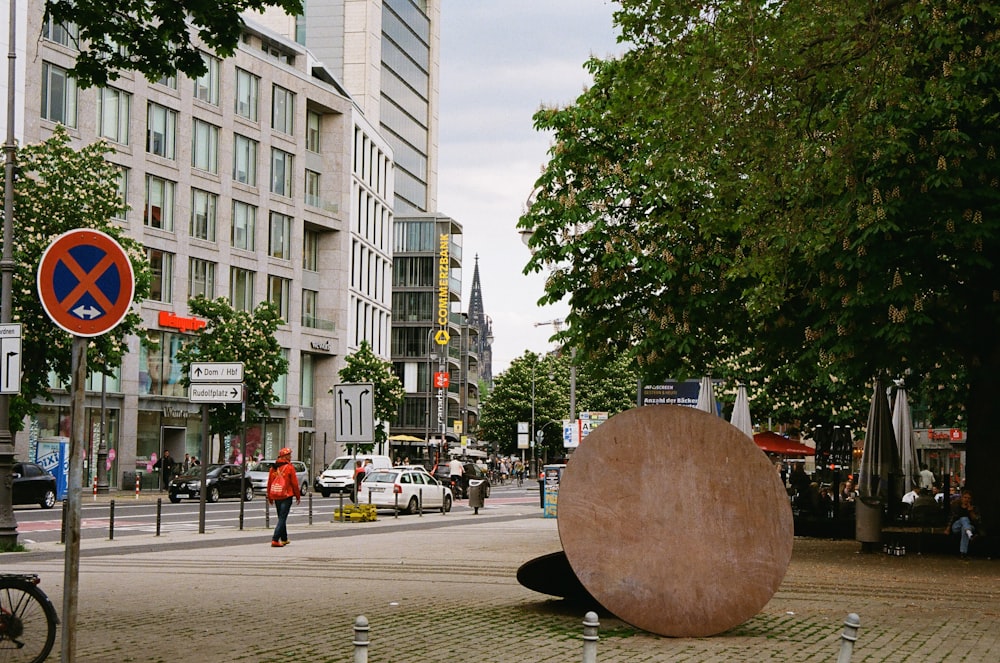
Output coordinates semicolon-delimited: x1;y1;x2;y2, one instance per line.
358;468;452;514
11;461;57;509
168;463;254;503
247;460;309;495
432;462;492;499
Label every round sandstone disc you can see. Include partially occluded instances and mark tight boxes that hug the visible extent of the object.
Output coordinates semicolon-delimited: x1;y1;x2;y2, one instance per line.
558;405;793;637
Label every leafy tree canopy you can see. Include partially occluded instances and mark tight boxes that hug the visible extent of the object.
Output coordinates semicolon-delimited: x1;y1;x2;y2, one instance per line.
45;0;303;88
3;126;150;430
337;341;405;452
478;350;637;460
519;1;1000;521
175;297;288;439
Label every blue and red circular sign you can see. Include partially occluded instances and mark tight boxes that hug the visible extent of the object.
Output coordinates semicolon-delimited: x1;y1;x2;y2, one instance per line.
37;229;135;337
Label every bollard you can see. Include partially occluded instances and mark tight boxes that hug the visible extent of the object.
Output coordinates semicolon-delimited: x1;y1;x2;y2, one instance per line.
308;492;313;525
419;488;423;517
836;613;861;663
156;498;162;537
60;499;67;545
353;615;370;663
339;491;345;523
581;611;599;663
265;497;271;529
108;500;116;540
135;472;141;499
93;475;98;500
394;491;398;519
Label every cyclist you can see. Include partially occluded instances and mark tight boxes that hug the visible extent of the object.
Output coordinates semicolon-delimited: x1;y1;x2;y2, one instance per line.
513;459;525;486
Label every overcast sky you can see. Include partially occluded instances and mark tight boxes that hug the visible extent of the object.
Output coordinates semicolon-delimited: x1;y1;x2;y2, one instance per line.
437;1;623;374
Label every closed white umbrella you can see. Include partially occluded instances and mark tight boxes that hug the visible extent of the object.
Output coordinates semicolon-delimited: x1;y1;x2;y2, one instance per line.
695;376;718;416
730;384;753;438
892;381;918;494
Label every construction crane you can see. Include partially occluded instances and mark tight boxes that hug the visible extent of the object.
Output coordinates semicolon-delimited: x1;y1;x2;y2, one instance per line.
533;318;564;333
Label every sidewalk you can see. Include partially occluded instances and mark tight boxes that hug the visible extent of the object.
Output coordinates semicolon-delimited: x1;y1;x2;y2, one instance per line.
4;505;999;662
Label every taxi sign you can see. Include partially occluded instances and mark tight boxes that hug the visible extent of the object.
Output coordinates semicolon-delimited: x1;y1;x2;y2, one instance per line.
37;229;135;337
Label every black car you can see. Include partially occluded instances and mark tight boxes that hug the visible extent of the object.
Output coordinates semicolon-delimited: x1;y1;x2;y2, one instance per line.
11;461;58;509
168;463;254;503
431;461;491;499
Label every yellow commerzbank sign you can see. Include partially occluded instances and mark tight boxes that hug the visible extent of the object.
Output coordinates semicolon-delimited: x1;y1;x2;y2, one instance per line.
436;232;450;346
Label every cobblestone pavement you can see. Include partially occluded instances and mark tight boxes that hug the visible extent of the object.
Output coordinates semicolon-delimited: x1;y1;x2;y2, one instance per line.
4;501;999;662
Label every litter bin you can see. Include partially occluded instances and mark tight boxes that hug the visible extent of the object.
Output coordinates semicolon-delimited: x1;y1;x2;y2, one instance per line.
468;479;485;514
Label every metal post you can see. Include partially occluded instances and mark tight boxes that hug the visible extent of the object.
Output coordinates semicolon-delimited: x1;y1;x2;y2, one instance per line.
352;615;370;663
97;372;109;493
531;362;536;479
308;492;313;525
581;611;599;663
156;498;162;536
0;0;20;549
108;500;115;541
61;335;88;663
837;613;861;663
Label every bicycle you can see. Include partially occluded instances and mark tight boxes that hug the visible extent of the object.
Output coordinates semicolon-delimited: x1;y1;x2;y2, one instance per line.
0;573;59;663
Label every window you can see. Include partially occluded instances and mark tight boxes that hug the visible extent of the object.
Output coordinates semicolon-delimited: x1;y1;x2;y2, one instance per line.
301;289;318;327
113;167;129;221
272;85;294;134
268;276;291;321
191;119;219;173
269;212;292;260
303;229;319;271
194;53;220;105
41;63;77;126
230;267;255;311
147;103;176;159
144;175;175;231
188;258;216;299
306;110;321;152
140;331;185;397
147;248;174;303
42;17;78;48
231;200;256;251
190;189;217;241
270;148;292;196
233;134;258;186
305;170;321;207
235;68;259;121
155;73;177;89
97;87;131;145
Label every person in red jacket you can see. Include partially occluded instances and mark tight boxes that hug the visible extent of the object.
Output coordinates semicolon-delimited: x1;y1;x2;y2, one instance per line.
267;448;301;547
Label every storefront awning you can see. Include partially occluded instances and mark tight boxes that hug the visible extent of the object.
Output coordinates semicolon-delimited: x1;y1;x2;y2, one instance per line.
753;431;815;457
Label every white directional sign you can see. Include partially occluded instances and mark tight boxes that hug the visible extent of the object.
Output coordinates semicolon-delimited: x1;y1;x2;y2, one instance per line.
0;324;22;395
190;362;244;382
333;383;375;443
190;383;244;403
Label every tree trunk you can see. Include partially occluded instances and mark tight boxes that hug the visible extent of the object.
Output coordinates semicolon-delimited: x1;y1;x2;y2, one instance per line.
964;361;1000;533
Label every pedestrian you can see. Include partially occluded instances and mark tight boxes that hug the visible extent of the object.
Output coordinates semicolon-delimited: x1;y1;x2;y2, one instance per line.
948;488;979;560
152;450;176;489
182;453;191;472
267;447;301;547
918;464;935;490
353;460;365;503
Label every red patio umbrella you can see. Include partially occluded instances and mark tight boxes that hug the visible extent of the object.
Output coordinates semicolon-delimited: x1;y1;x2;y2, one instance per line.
753;431;815;457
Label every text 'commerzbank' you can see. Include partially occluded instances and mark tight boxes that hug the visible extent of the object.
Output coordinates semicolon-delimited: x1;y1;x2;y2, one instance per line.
436;233;450;346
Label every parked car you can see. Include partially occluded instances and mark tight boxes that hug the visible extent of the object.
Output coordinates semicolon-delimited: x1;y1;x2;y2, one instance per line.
431;461;491;499
358;468;452;514
11;461;57;509
168;463;254;503
247;460;309;495
315;454;392;498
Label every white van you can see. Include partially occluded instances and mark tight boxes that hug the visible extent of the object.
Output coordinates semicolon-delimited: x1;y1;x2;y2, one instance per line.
314;454;392;497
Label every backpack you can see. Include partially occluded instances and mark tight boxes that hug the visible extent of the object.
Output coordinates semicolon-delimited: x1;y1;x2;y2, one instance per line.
268;466;289;499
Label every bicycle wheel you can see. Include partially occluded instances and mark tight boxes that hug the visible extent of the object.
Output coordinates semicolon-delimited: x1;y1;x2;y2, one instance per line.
0;577;58;663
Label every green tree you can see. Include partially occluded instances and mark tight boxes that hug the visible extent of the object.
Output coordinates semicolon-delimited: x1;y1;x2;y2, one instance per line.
45;0;303;88
175;297;288;446
520;2;1000;523
478;351;638;460
4;126;150;430
336;341;405;454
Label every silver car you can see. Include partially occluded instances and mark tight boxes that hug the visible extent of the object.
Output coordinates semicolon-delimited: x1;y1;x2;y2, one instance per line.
247;460;309;495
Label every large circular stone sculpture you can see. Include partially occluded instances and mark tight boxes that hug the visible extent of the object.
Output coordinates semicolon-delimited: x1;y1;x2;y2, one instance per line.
557;405;793;637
